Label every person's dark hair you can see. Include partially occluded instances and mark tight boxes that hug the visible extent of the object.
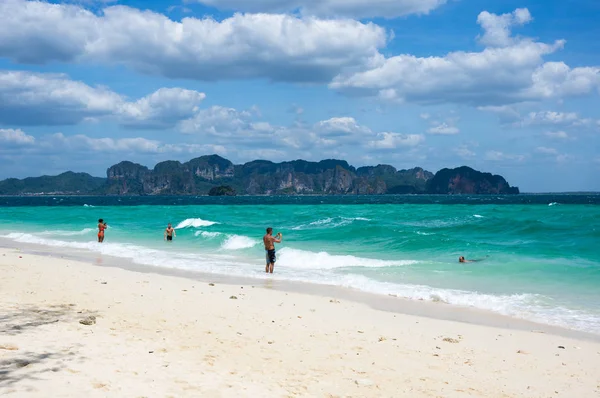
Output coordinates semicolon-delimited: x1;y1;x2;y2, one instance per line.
98;218;104;223
266;227;273;234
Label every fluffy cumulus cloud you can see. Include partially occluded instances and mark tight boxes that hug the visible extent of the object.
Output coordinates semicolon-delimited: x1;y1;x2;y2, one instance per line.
330;8;600;106
190;0;447;19
0;0;386;82
0;128;36;146
180;106;423;151
476;8;533;48
0;70;206;127
314;117;371;137
118;88;206;129
0;130;226;157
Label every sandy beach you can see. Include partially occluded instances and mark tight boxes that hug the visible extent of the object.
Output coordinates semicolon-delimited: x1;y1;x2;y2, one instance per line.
1;247;599;397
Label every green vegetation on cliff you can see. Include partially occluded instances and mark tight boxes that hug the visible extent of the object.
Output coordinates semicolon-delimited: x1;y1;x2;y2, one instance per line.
208;185;237;196
426;166;520;195
0;171;105;195
0;156;519;195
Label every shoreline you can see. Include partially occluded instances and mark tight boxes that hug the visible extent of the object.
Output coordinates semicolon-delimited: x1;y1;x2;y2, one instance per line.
1;246;600;396
2;238;598;342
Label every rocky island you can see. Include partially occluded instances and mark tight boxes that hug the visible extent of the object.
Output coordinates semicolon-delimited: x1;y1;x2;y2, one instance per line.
0;155;519;195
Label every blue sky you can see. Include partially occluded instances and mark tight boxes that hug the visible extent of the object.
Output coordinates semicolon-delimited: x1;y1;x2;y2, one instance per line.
0;0;599;192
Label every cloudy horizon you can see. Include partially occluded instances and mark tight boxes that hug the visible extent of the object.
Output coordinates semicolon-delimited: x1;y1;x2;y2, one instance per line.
1;0;599;192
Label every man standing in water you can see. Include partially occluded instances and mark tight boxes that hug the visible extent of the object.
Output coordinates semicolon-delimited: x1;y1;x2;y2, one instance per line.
263;227;282;274
164;223;176;242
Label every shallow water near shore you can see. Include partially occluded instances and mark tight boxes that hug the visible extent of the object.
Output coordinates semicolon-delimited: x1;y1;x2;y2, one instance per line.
1;195;599;334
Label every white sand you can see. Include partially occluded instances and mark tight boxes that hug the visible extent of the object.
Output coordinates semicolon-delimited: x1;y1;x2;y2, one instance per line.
1;247;599;397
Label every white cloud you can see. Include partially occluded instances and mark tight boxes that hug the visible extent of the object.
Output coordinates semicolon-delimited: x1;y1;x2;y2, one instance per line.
535;146;558;155
315;117;371;136
543;131;569;139
477;105;522;123
330;8;600;106
454;145;476;159
427;122;459;135
49;133;163;153
118;88;206;129
190;0;447;19
484;150;525;162
0;128;35;146
520;111;582;126
0;70;206;127
180;105;423;153
38;132;225;155
0;0;386;83
179;106;260;137
476;8;532;48
419;113;431;120
367;132;424;149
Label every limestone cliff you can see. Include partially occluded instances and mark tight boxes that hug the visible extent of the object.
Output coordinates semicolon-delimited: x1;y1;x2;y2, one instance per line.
426;166;519;194
1;156;519;196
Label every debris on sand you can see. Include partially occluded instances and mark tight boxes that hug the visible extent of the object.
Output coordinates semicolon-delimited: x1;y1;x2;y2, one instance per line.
443;337;460;344
79;316;96;326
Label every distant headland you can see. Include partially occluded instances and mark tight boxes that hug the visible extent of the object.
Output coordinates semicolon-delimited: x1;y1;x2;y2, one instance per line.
0;155;519;196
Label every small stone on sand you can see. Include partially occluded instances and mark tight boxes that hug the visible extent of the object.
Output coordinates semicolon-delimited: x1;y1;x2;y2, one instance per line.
229;296;237;300
79;316;96;326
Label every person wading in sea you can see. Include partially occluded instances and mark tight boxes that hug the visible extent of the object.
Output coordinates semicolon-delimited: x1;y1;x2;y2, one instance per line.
97;219;107;243
164;223;176;242
263;227;282;274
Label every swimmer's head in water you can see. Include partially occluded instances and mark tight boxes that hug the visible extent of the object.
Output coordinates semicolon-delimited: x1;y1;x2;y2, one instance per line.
98;218;104;223
266;227;273;235
459;256;465;262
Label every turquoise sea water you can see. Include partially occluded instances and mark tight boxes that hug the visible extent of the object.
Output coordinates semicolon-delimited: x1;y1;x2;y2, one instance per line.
1;195;599;333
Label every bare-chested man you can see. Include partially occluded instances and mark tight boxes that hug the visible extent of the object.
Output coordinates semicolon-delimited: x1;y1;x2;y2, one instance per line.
164;223;176;242
263;227;282;274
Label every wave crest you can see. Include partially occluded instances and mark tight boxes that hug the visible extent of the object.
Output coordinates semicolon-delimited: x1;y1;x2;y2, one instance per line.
277;247;416;269
221;235;258;250
175;218;218;229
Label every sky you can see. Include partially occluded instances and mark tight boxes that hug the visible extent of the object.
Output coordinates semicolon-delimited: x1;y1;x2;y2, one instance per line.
0;0;599;192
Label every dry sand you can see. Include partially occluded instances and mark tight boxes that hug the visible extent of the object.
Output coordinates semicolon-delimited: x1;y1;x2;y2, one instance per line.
1;247;599;397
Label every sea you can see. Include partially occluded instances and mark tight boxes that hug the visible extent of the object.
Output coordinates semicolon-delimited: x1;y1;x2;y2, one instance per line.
1;194;599;334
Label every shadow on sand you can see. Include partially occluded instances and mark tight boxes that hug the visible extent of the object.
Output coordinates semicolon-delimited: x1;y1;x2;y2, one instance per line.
0;304;94;392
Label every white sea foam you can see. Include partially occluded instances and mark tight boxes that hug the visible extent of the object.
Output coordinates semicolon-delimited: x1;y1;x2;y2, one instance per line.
473;214;484;218
220;235;258;250
175;218;218;229
194;231;221;238
83;204;95;208
276;247;417;269
548;202;559;206
2;231;599;334
38;228;95;236
292;216;370;230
